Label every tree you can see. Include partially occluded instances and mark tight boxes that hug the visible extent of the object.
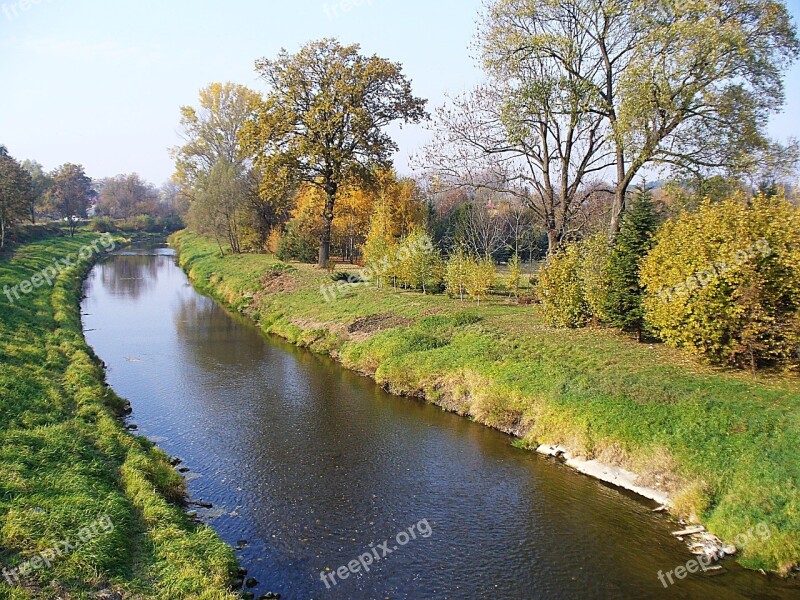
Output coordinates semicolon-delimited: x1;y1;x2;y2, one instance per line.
482;0;800;237
0;147;32;249
244;38;427;267
454;199;506;260
604;185;657;339
172;82;262;191
508;252;523;297
20;159;51;224
96;173;160;219
47;163;93;236
188;160;248;254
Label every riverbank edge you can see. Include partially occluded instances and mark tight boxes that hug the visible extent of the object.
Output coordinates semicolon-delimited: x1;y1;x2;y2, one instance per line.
0;233;239;598
169;235;776;574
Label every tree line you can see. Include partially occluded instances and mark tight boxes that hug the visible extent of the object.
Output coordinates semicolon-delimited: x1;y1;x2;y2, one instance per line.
174;0;799;370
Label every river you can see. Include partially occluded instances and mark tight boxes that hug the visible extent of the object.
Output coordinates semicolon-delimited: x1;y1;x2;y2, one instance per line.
81;247;799;599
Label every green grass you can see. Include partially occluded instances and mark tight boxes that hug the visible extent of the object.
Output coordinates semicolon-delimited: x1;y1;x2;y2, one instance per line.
0;231;237;599
173;230;800;574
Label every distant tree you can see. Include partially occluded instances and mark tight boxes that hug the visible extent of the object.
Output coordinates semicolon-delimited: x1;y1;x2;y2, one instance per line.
244;38;427;267
454;199;506;260
47;164;93;236
0;147;33;248
97;173;159;219
605;185;658;339
20;159;51;224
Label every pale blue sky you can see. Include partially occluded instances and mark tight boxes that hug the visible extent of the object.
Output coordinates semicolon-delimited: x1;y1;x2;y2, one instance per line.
1;0;798;184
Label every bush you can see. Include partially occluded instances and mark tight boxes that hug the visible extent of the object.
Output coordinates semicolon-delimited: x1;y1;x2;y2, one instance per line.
640;193;800;370
91;216;117;233
277;222;318;263
535;244;589;327
579;234;612;322
507;253;523;297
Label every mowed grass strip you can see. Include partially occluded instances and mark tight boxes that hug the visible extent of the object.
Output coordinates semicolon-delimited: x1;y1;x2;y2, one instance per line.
0;232;237;599
174;230;800;574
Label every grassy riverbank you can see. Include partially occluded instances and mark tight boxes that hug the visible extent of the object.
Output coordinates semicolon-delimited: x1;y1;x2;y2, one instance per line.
0;232;237;599
173;230;800;575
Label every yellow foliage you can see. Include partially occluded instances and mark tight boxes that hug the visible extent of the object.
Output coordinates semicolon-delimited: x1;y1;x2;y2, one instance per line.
640;193;800;369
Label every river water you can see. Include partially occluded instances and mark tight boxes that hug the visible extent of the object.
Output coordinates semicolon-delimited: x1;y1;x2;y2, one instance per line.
81;247;799;599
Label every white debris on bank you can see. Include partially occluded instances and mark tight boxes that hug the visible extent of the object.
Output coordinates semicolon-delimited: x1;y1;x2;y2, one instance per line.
535;444;671;506
534;444;740;562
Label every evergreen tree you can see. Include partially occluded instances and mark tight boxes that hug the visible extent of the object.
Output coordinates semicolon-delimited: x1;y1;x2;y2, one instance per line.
605;185;658;339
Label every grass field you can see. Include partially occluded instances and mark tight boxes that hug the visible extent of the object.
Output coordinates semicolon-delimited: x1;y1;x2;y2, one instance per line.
173;230;800;574
0;231;237;599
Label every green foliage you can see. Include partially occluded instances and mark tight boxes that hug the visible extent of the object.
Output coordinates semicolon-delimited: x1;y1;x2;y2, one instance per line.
464;255;496;305
91;216;118;233
579;233;613;322
444;248;470;300
605;187;658;336
395;228;442;293
641;193;800;370
507;253;523;297
535;244;589;327
277;220;318;263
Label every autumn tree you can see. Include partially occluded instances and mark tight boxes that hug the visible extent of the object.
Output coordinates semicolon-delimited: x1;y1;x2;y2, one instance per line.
172;82;262;190
188;160;248;255
97;173;160;219
244;38;427;267
0;147;32;249
47;163;93;236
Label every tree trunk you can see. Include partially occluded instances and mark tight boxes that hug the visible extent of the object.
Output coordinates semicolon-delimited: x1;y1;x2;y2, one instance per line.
1;217;6;250
546;228;559;256
318;189;336;268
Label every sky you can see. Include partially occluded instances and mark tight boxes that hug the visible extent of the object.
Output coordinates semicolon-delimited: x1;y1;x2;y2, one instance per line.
1;0;799;185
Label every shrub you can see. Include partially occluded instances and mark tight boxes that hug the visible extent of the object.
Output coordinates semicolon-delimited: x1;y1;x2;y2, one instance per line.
579;234;612;322
535;244;589;327
640;193;800;370
277;221;318;263
395;228;443;293
91;216;117;233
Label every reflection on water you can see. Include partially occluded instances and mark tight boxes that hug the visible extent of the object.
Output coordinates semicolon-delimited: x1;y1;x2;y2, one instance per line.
81;248;800;600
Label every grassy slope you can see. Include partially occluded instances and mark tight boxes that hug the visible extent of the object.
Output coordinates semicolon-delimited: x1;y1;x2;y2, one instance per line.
173;231;800;575
0;232;237;599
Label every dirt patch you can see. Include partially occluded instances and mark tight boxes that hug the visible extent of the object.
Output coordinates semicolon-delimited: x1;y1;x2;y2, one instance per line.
260;270;299;294
347;313;413;336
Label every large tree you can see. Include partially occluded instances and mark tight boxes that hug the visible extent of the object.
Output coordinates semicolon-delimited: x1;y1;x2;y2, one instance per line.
47;163;93;236
483;0;799;236
0;147;33;249
244;38;427;267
